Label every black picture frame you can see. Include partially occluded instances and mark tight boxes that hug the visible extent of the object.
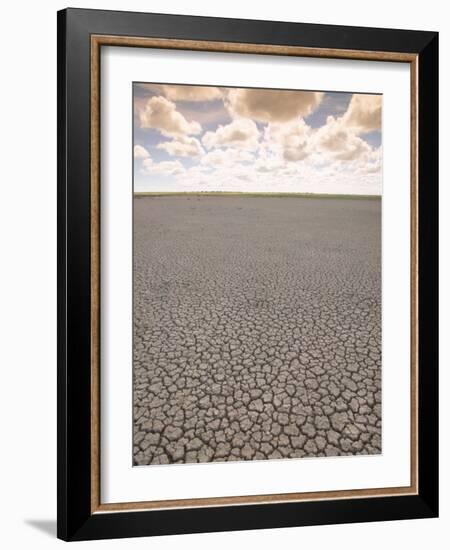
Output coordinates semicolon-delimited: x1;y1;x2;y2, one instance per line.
57;7;438;541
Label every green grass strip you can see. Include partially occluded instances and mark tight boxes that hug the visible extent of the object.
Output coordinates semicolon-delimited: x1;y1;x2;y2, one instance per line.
134;191;381;199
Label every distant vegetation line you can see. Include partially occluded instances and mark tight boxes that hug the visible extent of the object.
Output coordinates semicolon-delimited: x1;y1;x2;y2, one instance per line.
134;191;381;199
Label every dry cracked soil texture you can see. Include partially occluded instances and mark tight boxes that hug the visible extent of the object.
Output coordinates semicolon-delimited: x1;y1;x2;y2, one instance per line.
133;196;381;465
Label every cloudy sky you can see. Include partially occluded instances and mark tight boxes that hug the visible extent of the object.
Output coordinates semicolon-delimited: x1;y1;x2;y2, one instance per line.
133;83;382;195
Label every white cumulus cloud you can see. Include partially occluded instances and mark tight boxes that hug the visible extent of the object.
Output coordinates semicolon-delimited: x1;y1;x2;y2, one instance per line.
200;148;254;166
162;85;222;102
157;136;204;157
263;119;312;162
133;144;150;159
139;96;202;137
202;119;260;150
342;94;382;134
141;158;185;176
315;115;372;161
225;88;324;123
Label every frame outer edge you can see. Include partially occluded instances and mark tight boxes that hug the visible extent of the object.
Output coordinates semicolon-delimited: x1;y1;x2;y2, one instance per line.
417;32;439;516
57;8;68;542
65;7;437;53
58;7;96;541
57;8;439;540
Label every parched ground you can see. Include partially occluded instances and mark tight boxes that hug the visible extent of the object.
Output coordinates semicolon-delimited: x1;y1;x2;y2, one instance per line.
133;196;381;465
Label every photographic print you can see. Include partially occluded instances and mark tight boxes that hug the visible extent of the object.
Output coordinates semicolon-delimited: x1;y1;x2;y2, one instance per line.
132;83;382;466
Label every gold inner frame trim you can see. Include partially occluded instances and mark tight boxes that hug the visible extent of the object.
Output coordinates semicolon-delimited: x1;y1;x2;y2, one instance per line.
90;34;419;514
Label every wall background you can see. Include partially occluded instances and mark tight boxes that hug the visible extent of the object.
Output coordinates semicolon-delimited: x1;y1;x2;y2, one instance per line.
0;1;446;548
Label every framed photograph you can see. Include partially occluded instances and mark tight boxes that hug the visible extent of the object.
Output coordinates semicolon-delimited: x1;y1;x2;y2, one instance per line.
57;8;438;541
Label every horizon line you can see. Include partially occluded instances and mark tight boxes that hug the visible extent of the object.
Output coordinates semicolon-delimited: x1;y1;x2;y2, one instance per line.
134;191;382;199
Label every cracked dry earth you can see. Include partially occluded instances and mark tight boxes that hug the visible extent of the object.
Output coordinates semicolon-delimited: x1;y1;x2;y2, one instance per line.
133;196;382;465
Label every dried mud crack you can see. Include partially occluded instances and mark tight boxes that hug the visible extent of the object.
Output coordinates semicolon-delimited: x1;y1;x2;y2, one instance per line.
133;196;381;465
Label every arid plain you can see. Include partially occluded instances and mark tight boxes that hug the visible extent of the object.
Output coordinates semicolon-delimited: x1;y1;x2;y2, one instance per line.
133;195;382;465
